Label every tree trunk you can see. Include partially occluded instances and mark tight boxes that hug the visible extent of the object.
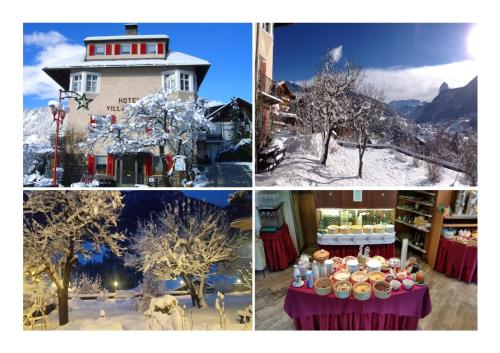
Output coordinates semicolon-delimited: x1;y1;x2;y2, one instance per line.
159;145;171;187
320;127;334;165
357;135;367;179
57;261;72;326
196;277;207;308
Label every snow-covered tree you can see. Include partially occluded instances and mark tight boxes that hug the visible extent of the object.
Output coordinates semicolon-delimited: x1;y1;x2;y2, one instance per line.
135;273;166;312
125;198;239;308
310;57;362;165
458;131;477;185
23;191;125;326
84;90;209;186
72;273;104;295
346;84;385;178
228;98;246;145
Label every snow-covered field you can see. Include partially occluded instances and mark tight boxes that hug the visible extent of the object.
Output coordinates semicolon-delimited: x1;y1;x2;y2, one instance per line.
41;292;251;331
256;132;468;187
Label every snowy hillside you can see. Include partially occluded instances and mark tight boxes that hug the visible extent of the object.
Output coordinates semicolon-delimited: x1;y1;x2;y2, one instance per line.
256;132;468;187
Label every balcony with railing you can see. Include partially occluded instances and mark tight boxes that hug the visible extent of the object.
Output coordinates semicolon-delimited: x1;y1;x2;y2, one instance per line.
257;74;282;104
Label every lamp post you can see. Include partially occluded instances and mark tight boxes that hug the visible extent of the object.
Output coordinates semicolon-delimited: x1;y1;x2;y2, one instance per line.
47;89;93;186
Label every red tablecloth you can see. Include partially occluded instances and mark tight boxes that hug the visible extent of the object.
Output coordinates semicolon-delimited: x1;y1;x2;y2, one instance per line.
260;224;298;271
435;237;478;284
284;282;432;330
318;243;396;259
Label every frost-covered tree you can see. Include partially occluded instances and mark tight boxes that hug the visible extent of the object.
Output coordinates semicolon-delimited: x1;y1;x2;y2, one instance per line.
72;273;104;296
346;84;385;178
310;57;362;165
23;191;125;326
84;90;209;186
229;98;246;145
125;198;239;308
458;131;477;185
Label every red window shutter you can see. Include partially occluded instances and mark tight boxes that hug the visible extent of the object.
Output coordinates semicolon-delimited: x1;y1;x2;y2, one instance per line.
131;43;138;54
89;44;95;56
145;155;153;176
111;115;117;124
157;43;164;55
107;154;114;176
105;44;112;55
140;43;147;54
87;155;95;175
166;154;173;172
114;43;120;54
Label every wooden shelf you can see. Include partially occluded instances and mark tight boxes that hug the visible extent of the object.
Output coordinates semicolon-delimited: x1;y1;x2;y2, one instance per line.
412;191;437;197
442;223;477;228
395;236;427;254
443;214;477;220
396;206;432;218
395;219;430;232
398;196;434;207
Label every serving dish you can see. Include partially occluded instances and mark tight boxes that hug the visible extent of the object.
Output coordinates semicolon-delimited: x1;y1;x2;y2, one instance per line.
402;279;414;290
351;271;369;283
332;270;351;282
390;279;401;291
333;280;352;299
373;280;392;299
313;277;332;295
353;281;372;301
368;271;385;284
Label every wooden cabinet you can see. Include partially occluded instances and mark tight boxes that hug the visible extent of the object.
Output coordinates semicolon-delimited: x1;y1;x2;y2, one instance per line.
314;190;397;209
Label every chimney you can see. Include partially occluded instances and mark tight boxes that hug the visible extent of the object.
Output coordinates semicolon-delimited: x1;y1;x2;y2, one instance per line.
125;24;138;35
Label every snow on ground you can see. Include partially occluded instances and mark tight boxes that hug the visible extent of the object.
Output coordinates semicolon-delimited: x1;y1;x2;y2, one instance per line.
256;132;468;187
46;291;251;330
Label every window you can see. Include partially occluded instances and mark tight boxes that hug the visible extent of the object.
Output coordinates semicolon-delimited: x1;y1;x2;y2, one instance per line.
121;43;131;54
164;73;176;92
95;155;107;175
180;73;190;91
161;70;196;93
86;74;99;93
71;72;101;94
261;23;273;35
95;45;105;55
147;43;157;54
72;74;82;92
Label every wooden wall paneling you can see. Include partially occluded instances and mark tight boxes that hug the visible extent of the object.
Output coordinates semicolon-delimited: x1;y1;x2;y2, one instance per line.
426;190;453;268
298;191;318;246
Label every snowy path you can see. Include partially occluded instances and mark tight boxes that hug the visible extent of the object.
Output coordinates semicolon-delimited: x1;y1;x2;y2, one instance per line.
256;133;467;187
47;292;251;330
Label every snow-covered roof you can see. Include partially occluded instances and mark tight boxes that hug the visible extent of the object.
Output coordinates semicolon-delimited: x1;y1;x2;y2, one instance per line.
84;34;168;41
43;51;211;90
44;51;210;69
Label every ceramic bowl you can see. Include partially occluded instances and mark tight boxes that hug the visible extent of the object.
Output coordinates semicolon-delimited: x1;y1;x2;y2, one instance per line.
313;277;332;296
333;280;352;299
353;281;372;301
402;279;414;290
390;280;401;291
373;280;392;299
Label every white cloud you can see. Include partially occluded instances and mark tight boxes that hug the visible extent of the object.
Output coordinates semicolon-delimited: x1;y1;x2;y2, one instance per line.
329;45;343;62
206;99;225;107
24;31;85;100
363;60;477;102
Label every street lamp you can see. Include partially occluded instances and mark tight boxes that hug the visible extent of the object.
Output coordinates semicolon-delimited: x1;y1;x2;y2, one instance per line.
47;89;93;186
113;280;118;292
48;100;69;187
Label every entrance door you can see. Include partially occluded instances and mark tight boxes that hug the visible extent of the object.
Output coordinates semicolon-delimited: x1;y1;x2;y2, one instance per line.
121;155;136;186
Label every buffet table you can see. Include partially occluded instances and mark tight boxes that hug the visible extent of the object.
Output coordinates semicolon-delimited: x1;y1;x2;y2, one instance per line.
435;237;477;284
260;224;298;272
284;283;432;330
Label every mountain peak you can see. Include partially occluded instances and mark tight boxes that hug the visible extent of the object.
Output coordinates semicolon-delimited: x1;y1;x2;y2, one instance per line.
439;82;449;93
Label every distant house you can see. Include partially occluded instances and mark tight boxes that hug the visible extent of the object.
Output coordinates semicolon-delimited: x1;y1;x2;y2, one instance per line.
198;98;252;163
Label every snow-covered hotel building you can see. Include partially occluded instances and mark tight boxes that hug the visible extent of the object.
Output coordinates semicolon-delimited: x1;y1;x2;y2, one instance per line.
43;24;211;186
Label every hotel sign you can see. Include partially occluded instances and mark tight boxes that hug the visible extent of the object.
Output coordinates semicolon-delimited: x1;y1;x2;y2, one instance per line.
107;97;140;112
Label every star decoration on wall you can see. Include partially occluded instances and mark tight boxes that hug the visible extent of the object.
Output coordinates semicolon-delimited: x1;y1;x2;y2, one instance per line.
75;93;93;110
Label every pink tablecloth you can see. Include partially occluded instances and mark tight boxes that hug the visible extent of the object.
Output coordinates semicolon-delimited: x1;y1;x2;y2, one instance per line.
260;224;298;272
435;237;478;284
318;243;396;259
284;282;432;330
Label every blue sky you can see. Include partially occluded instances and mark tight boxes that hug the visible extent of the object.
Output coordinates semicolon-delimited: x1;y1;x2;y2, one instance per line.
23;23;252;108
273;23;478;102
181;190;235;207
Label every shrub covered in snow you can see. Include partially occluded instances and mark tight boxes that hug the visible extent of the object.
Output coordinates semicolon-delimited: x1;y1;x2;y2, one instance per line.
72;273;104;296
134;273;165;312
426;159;443;183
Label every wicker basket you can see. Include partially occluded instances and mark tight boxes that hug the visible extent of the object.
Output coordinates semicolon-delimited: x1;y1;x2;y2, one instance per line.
313;249;330;263
333;280;352;299
313;277;332;296
353;281;372;301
